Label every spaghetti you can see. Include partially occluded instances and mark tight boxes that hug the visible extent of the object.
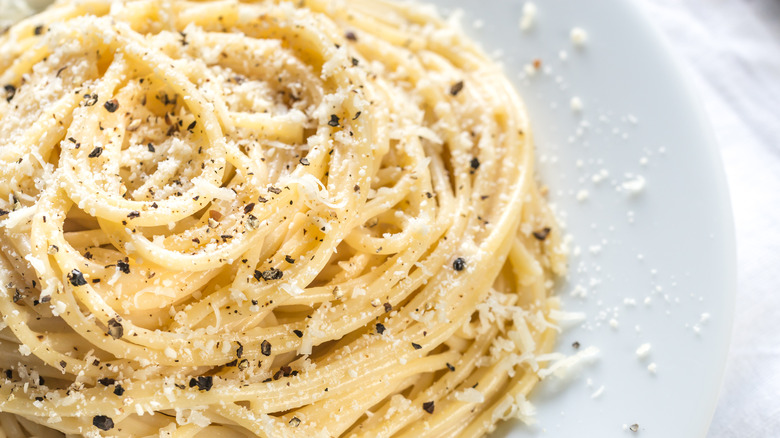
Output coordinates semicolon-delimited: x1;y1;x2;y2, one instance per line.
0;0;569;436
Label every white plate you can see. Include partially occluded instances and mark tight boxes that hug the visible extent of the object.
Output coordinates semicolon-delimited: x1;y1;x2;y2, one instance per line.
427;0;736;437
15;1;736;436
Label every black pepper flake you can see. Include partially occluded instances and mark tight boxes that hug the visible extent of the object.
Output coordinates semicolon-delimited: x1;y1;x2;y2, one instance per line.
453;257;466;271
446;362;455;372
351;57;359;66
422;401;435;414
572;341;580;349
33;25;44;35
116;260;130;274
87;147;103;158
328;114;340;127
59;360;66;368
147;143;155;153
103;99;119;112
107;318;124;339
268;187;282;195
187;120;196;131
4;84;15;102
293;329;303;338
450;81;464;96
352;111;361;120
255;268;283;281
258;196;268;203
345;31;357;41
244;203;255;214
236;342;244;358
260;340;271;356
98;378;115;386
285;255;296;264
127;210;140;219
92;415;114;431
532;227;551;241
470;157;480;170
4;370;12;379
383;302;392;312
83;93;98;106
188;376;213;391
411;342;422;350
113;385;124;396
68;269;87;286
299;157;310;166
289;417;301;427
376;323;386;335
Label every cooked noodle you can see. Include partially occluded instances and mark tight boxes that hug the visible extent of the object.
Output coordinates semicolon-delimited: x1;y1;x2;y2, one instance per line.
0;1;566;436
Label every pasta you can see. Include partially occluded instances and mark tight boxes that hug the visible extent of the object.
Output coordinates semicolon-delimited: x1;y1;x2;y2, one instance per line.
0;0;568;436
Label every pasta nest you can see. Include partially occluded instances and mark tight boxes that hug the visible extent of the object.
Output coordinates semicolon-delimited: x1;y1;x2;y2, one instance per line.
0;1;565;436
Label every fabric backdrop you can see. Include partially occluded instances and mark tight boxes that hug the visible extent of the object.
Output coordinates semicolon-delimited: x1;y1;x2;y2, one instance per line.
635;0;780;436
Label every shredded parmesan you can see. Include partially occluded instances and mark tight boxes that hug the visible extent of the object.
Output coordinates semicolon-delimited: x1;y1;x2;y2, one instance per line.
537;346;599;379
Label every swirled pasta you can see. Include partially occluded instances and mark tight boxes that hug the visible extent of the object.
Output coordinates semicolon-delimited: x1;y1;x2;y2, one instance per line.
0;0;567;436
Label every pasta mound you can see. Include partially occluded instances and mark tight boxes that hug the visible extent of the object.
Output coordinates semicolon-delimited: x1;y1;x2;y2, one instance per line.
0;1;565;436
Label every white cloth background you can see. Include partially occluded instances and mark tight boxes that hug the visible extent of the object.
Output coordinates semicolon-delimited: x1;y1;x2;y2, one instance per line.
635;0;780;436
0;0;776;435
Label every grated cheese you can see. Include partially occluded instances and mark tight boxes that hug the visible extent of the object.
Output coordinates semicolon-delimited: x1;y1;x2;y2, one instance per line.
635;343;651;359
570;27;588;46
519;2;538;31
454;387;485;403
537;346;599;379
